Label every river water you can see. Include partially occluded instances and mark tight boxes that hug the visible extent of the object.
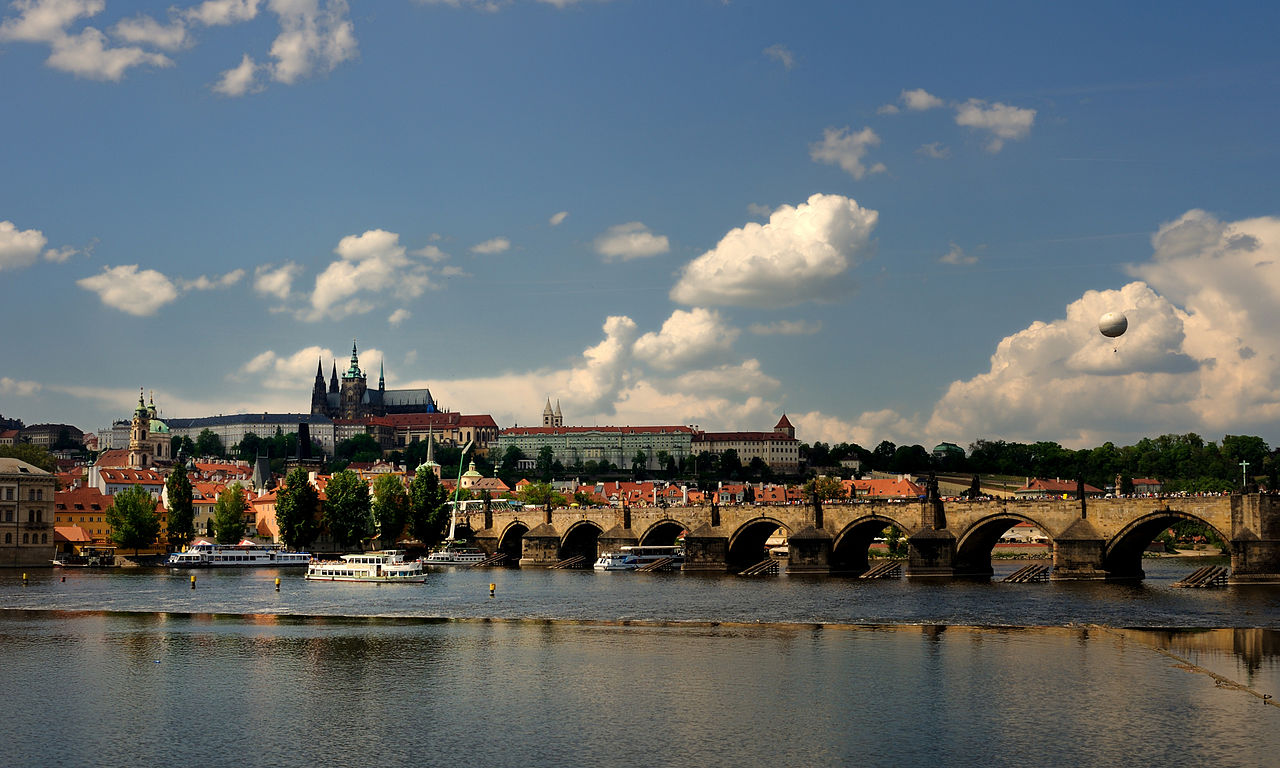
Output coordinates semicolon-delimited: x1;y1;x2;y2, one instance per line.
2;558;1277;767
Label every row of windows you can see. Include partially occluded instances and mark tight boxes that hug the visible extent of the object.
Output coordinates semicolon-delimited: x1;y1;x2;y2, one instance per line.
4;533;48;544
3;509;47;522
1;487;49;501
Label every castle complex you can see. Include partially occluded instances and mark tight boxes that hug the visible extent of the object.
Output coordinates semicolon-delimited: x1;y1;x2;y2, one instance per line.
310;341;438;420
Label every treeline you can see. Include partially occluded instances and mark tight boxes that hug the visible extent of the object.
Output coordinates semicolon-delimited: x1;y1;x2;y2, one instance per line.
804;433;1276;493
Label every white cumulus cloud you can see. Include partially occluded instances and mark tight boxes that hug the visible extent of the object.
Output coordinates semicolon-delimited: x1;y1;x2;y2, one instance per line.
670;193;878;308
254;261;301;300
0;220;48;271
0;1;173;81
594;222;670;261
809;126;885;180
633;308;739;370
266;0;357;85
77;264;180;316
954;98;1036;153
179;269;244;291
901;87;944;111
303;229;432;321
213;53;261;96
185;0;262;26
470;237;510;255
111;14;188;51
939;242;977;265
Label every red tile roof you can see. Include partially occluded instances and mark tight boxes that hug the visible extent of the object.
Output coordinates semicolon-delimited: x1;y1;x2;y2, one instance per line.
502;426;695;436
1016;478;1103;494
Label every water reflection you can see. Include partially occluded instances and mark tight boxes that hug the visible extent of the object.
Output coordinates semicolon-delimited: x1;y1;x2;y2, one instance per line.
0;611;1276;768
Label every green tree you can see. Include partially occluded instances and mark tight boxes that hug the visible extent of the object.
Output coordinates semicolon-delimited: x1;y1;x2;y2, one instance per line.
323;470;373;550
165;463;195;548
371;473;409;546
171;435;196;459
0;444;57;472
106;485;162;556
498;445;525;482
408;468;449;547
720;449;743;480
275;468;321;551
336;433;382;464
535;445;555;481
212;484;248;545
802;475;846;503
519;481;566;507
632;449;648;473
196;428;225;458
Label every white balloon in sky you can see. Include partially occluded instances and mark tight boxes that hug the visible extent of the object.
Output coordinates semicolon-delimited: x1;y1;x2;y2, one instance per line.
1098;311;1128;339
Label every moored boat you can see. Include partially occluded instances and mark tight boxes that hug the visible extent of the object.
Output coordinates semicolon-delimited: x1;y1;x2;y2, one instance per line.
304;550;425;583
423;541;486;566
593;545;684;571
167;539;311;567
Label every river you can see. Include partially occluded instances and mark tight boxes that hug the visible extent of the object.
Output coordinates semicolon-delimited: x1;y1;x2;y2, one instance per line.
1;558;1277;767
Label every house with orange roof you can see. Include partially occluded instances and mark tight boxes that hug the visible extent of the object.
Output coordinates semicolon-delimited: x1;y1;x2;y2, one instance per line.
1014;478;1104;498
849;477;926;500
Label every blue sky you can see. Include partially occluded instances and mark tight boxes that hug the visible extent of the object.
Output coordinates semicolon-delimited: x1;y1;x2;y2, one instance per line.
4;0;1280;449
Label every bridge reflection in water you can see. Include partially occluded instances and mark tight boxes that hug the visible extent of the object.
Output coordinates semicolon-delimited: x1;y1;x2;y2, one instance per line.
460;492;1280;583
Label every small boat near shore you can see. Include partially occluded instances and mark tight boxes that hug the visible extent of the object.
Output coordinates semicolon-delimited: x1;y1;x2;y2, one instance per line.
167;540;311;567
305;550;425;583
594;545;684;571
52;546;117;567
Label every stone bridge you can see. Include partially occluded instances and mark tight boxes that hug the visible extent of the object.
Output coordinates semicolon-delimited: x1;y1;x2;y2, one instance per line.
461;492;1280;583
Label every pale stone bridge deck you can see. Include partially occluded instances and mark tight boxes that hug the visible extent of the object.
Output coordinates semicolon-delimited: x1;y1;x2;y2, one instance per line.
463;493;1280;583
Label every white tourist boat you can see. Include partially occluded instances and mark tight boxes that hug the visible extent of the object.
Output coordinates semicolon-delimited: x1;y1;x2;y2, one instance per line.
304;550;425;583
167;540;311;567
593;545;684;571
423;542;486;566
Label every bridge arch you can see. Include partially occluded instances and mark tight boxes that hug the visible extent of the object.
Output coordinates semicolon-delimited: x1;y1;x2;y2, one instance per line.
1105;510;1229;579
497;520;529;564
560;520;605;566
953;512;1054;578
727;517;789;570
832;514;912;574
639;519;688;546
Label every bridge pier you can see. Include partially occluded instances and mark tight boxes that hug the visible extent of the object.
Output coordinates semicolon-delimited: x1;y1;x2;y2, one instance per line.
682;523;728;571
519;523;561;568
787;525;832;574
1229;494;1280;584
905;529;957;577
1050;518;1109;581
